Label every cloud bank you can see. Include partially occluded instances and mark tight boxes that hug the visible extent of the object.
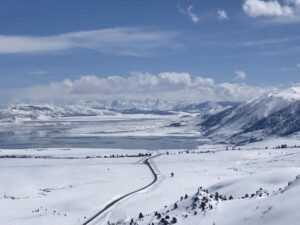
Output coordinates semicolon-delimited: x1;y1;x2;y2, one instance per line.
7;72;278;104
0;27;181;56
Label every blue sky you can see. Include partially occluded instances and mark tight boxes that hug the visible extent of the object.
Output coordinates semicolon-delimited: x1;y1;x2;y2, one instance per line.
0;0;299;103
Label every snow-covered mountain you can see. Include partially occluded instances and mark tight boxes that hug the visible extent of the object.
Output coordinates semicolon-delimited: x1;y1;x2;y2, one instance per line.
200;87;300;143
244;100;300;137
0;100;235;122
2;87;300;144
171;101;238;113
0;104;118;122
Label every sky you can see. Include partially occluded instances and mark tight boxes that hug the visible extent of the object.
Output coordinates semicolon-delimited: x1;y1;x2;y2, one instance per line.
0;0;300;103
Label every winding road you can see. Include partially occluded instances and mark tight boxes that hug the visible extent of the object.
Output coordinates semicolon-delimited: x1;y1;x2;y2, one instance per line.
82;153;162;225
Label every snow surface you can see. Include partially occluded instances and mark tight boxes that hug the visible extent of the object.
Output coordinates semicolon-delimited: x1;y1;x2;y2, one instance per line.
104;139;300;225
1;138;300;225
0;148;154;225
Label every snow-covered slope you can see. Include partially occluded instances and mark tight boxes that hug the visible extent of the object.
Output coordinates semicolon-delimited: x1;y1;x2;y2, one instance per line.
116;175;300;225
200;87;300;143
244;100;300;136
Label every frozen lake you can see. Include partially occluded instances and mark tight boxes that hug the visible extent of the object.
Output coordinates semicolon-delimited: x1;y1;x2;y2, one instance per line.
0;135;200;149
0;115;201;149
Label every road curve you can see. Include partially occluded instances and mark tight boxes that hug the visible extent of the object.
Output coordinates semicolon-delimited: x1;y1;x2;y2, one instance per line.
82;154;162;225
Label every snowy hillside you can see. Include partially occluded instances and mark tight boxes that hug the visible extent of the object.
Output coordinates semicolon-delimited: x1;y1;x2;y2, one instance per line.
244;100;300;136
200;87;300;143
103;139;300;225
114;176;300;225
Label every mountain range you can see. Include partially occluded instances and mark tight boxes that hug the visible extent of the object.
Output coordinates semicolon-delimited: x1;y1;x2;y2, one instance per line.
1;87;300;144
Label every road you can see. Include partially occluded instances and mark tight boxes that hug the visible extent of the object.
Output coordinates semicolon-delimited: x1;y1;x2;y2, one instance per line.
82;153;162;225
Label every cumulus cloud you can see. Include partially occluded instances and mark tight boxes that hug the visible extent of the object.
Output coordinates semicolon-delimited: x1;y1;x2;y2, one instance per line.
243;0;300;23
0;27;181;56
7;72;278;104
243;0;293;17
217;9;230;20
234;70;247;81
178;4;200;23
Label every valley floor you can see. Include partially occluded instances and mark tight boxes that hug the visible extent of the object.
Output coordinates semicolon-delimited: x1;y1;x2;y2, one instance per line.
1;138;300;225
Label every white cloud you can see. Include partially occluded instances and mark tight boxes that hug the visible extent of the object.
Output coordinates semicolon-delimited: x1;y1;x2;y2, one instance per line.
234;70;247;81
297;63;300;68
187;5;200;23
243;0;293;17
238;36;299;47
243;0;300;23
0;27;181;56
8;72;277;104
217;9;230;20
178;4;200;23
29;70;50;75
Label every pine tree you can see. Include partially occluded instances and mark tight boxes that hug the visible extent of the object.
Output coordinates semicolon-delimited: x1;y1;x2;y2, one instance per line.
171;217;177;224
174;202;178;209
138;212;144;219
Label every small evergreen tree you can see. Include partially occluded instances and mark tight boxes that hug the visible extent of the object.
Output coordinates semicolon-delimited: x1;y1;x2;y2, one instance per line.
138;212;144;219
214;192;219;201
174;202;178;209
171;217;177;224
130;218;134;225
200;201;206;211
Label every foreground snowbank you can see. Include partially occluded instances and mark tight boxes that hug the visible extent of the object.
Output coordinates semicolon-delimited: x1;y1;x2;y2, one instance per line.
0;148;153;225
